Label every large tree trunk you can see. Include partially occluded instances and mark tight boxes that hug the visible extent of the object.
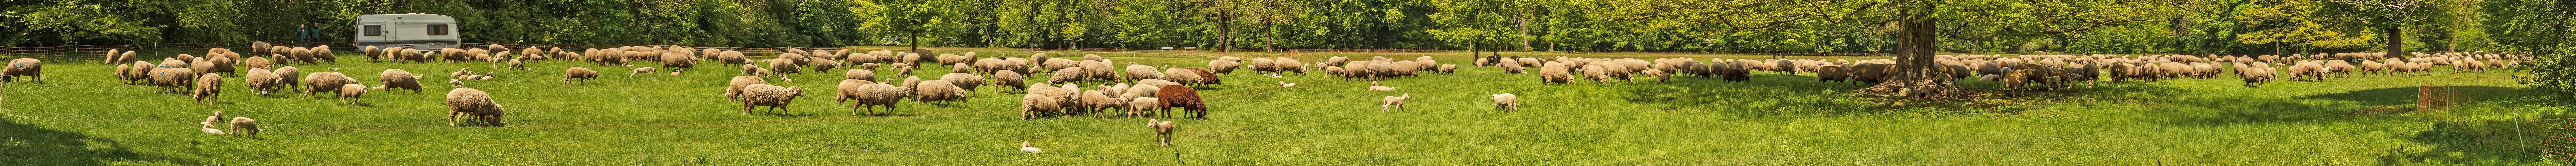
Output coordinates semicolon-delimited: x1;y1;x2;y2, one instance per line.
1861;5;1961;98
2383;27;2404;58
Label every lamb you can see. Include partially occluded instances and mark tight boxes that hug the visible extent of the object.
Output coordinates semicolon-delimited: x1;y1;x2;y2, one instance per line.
1128;97;1163;118
1367;81;1395;91
338;83;368;105
1147;119;1177;146
727;76;770;100
378;69;423;93
841;80;907;116
1491;93;1518;112
446;88;505;126
2;58;41;83
1381;94;1412;112
229;117;260;138
192;73;223;103
942;73;986;91
1278;81;1296;87
564;67;599;85
913;80;970;104
631;67;657;77
1437;64;1458;74
302;72;360;97
740;84;806;115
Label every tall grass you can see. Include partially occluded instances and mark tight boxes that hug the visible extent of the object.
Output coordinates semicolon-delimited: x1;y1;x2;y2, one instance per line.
0;49;2555;165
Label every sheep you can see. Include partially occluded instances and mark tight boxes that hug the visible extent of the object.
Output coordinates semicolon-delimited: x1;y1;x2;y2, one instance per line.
3;58;41;83
631;67;657;77
1278;81;1295;87
1157;85;1209;119
1208;60;1239;75
993;70;1028;90
1022;94;1063;119
1128;97;1163;118
147;68;198;93
913;80;970;104
845;69;876;81
1437;64;1458;74
1148;119;1176;146
2239;63;2276;87
1020;141;1044;153
942;73;986;91
192;73;224;103
1491;93;1518;112
339;83;368;105
1050;67;1086;84
378;69;423;93
1075;90;1117;115
1368;81;1395;91
302;72;359;97
446;88;505;126
740;84;805;115
768;58;802;75
1161;68;1203;86
228;117;260;138
1381;93;1412;112
1124;64;1162;82
727;76;770;100
1186;68;1221;86
564;67;599;85
841;80;906;116
1538;62;1571;84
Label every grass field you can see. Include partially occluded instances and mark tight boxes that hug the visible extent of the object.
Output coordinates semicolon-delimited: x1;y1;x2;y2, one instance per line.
2;47;2567;165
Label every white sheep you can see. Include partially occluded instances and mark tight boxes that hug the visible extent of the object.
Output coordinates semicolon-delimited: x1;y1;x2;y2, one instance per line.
229;117;261;138
741;84;805;115
1491;93;1518;112
1148;119;1176;146
1381;94;1411;112
1367;81;1394;91
1278;81;1295;87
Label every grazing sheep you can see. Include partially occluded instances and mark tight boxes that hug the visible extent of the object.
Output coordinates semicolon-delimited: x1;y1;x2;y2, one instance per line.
993;70;1028;90
450;78;463;87
446;88;505;126
1022;94;1063;119
1050;67;1086;84
148;68;198;93
3;58;41;83
1157;85;1208;119
1148;119;1176;146
841;81;906;116
1208;60;1238;75
844;69;876;81
740;84;805;115
1538;62;1571;84
1161;68;1203;86
1491;93;1518;112
913;80;970;104
378;69;423;93
564;67;599;85
942;73;986;91
1128;97;1163;118
302;72;359;97
228;117;260;138
1381;94;1412;112
727;76;770;100
192;73;223;103
339;83;368;104
768;58;802;75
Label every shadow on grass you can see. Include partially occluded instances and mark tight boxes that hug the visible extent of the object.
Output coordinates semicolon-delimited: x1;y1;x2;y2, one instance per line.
2392;91;2570;164
1622;73;1880;117
0;116;192;165
2300;86;2517;107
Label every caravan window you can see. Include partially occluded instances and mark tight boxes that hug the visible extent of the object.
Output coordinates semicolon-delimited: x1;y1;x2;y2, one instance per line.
362;25;382;36
427;24;449;36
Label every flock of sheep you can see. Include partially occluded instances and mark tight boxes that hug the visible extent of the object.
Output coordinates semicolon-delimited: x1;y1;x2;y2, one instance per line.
1462;51;2525;93
0;41;2528;151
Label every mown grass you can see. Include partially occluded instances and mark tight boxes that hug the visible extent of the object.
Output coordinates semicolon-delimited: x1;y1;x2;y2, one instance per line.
0;48;2564;165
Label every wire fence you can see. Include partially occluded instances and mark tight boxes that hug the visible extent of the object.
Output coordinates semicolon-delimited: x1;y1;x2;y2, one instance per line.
3;42;1904;63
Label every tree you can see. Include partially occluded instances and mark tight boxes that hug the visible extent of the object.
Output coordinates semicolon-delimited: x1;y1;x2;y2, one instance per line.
2323;0;2452;58
2484;0;2576;99
1605;0;2197;97
877;0;943;52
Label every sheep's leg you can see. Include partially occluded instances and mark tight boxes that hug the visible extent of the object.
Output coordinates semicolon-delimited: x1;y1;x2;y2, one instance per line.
448;111;461;126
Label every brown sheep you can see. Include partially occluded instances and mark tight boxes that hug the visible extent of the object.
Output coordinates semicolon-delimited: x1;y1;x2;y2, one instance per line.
1156;85;1208;119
